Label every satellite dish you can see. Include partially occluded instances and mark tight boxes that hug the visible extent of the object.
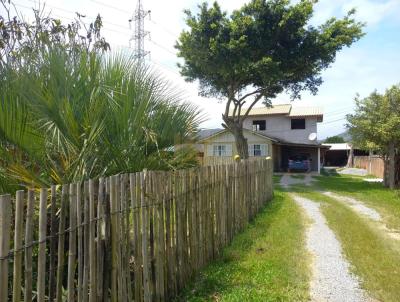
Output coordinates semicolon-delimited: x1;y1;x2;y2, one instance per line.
308;133;317;141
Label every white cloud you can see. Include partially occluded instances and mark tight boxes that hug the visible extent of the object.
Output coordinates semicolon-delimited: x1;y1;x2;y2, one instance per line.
311;0;400;27
342;0;400;26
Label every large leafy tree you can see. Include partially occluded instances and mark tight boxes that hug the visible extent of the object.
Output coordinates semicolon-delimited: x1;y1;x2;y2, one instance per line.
347;86;400;189
176;0;364;158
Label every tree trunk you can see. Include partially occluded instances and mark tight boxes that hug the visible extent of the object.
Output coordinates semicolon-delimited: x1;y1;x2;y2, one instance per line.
346;145;354;168
222;116;249;159
383;157;389;187
388;142;396;189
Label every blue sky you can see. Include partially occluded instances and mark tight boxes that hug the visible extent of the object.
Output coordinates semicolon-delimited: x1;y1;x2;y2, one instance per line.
4;0;400;139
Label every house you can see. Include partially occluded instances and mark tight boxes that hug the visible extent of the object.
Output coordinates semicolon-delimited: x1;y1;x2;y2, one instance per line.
198;104;329;173
198;128;276;166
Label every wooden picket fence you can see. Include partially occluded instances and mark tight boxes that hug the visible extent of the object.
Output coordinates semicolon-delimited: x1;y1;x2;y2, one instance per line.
354;156;384;178
0;159;273;302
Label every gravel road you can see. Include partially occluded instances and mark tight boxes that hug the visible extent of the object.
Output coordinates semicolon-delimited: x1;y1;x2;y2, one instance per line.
323;191;400;241
323;192;382;221
292;195;371;302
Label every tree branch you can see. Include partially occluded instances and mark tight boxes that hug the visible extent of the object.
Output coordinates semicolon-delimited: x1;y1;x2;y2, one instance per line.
238;88;263;102
240;93;264;123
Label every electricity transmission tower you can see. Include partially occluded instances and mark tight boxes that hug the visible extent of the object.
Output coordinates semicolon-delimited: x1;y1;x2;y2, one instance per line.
129;0;151;60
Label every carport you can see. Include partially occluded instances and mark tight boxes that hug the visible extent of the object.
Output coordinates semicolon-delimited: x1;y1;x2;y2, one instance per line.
273;142;329;173
322;143;369;167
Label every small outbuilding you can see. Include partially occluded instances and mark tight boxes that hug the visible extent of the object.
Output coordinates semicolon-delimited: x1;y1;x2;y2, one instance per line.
322;143;368;167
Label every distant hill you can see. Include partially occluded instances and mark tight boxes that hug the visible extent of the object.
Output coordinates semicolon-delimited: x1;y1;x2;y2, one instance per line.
320;131;352;143
337;131;352;142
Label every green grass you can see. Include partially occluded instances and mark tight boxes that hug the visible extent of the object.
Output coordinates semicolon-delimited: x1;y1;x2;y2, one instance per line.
314;174;400;229
294;185;400;302
175;189;310;302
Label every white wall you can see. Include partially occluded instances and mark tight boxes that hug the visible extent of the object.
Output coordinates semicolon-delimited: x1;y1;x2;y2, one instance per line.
243;115;318;144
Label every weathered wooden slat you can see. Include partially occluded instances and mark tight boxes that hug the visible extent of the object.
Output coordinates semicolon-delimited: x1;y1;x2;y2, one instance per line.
121;174;132;301
82;181;90;302
68;183;78;302
56;185;68;302
49;186;57;302
115;176;124;302
110;175;119;302
76;182;84;302
164;172;174;298
141;170;151;302
103;177;112;302
131;173;143;302
12;190;24;302
0;194;11;302
97;177;105;301
24;190;35;302
37;188;48;302
89;179;97;302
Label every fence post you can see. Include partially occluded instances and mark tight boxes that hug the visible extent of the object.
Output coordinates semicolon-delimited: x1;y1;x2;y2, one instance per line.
24;190;35;302
56;185;68;302
110;176;119;302
12;191;24;302
0;194;11;302
141;170;151;302
68;183;77;302
49;186;57;302
89;179;97;302
37;188;48;302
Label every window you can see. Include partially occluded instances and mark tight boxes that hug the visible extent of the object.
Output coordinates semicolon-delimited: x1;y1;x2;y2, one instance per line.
291;118;306;129
213;145;226;156
253;144;262;156
252;120;266;131
248;144;268;157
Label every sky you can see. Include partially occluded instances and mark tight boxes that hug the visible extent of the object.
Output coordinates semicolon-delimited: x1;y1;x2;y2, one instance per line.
4;0;400;139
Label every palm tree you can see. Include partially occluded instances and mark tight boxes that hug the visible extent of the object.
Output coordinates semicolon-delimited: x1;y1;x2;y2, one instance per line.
0;48;201;192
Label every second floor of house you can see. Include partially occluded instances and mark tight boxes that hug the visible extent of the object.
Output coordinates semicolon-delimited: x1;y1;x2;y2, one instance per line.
240;104;323;144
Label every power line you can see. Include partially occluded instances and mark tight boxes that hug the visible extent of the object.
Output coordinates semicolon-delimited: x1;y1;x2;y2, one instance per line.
322;117;347;125
150;40;176;56
19;0;131;31
12;2;129;36
324;106;354;116
90;0;130;15
150;19;179;39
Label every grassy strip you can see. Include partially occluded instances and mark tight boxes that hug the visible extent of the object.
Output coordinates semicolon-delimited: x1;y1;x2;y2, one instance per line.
314;174;400;229
175;189;310;302
298;189;400;302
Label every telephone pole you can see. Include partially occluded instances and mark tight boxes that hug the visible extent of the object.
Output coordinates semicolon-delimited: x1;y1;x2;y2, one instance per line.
129;0;150;61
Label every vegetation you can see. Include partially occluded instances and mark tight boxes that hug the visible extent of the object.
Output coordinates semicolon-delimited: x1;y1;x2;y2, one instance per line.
347;85;400;188
297;188;400;302
176;189;310;302
324;135;345;144
0;0;110;69
0;3;201;193
176;0;364;158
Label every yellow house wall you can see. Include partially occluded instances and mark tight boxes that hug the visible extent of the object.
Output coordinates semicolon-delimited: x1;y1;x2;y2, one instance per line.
203;131;273;158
